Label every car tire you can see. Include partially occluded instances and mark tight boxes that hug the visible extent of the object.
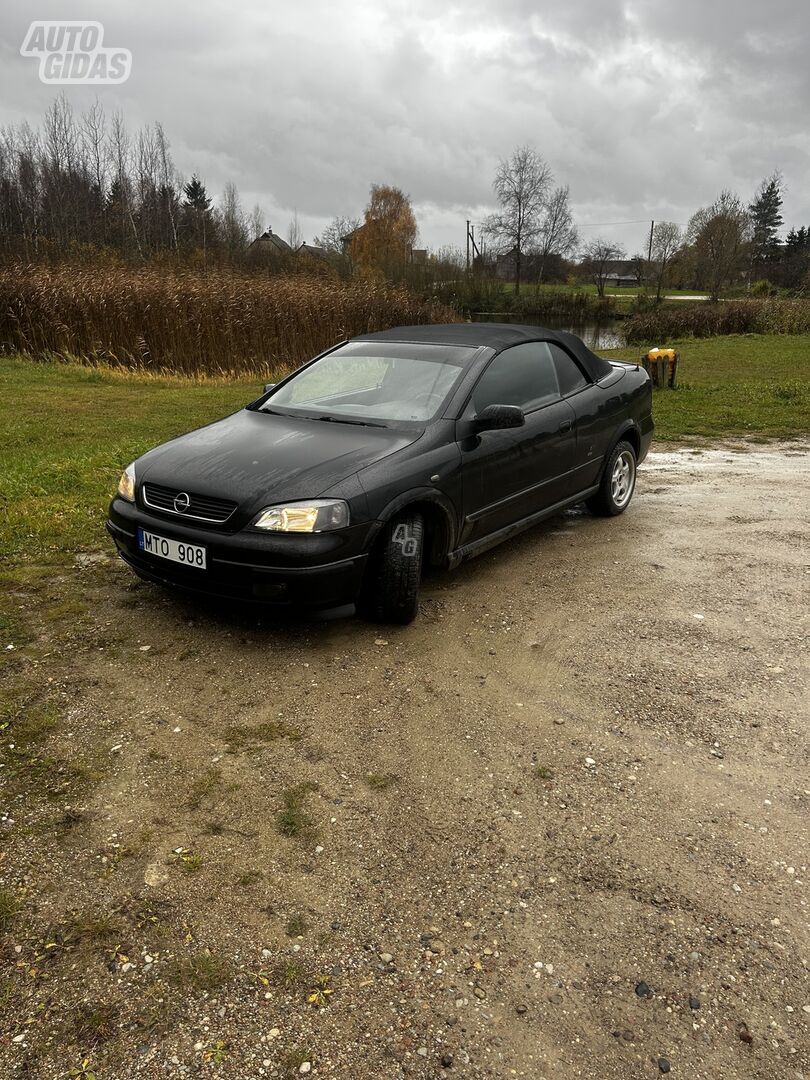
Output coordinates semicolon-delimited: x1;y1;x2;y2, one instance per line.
587;440;637;516
362;510;424;624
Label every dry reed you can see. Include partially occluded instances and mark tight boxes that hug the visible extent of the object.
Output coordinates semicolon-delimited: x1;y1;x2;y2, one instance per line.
0;265;461;377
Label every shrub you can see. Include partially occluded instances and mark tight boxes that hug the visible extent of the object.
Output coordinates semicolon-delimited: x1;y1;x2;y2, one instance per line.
624;299;810;343
750;279;776;297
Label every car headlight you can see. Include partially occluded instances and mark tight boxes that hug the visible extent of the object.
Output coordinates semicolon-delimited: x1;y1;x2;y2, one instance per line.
252;499;349;533
117;462;136;502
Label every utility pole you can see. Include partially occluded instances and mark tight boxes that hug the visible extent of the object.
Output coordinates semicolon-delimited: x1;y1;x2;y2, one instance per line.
647;219;654;289
466;219;470;272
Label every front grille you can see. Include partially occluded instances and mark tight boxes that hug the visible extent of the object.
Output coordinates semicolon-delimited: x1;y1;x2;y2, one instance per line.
142;483;238;524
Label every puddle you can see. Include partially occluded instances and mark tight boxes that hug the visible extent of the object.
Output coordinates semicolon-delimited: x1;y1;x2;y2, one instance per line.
644;447;810;474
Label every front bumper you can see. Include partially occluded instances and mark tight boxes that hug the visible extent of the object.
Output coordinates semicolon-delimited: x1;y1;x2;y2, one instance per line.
107;498;372;608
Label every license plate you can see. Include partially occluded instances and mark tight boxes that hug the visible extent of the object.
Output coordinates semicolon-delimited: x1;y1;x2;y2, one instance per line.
137;528;206;569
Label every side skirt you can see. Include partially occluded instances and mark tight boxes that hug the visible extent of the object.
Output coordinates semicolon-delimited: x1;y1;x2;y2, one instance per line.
446;486;600;568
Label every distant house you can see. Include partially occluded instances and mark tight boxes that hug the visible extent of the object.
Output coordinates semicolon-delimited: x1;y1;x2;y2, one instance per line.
340;225;365;255
297;242;328;260
602;260;641;288
249;228;293;258
495;247;541;281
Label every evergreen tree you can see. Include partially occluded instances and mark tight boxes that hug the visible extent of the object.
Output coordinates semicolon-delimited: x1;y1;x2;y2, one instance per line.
749;173;783;264
181;174;214;255
183;174;211;212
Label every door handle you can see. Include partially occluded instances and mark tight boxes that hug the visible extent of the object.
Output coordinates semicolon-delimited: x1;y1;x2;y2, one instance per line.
558;419;573;434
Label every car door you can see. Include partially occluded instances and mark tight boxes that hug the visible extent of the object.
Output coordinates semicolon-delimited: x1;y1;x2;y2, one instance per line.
457;342;576;544
548;341;611;490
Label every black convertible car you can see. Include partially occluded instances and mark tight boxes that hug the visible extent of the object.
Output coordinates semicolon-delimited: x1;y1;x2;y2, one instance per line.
107;323;652;622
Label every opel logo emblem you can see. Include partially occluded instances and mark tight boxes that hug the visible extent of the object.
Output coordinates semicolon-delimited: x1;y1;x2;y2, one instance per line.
173;491;191;513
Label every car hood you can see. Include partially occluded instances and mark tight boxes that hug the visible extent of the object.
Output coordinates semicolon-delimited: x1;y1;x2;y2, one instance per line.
137;408;421;506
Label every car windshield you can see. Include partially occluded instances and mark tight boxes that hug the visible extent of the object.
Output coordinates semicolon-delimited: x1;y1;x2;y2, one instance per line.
261;340;476;424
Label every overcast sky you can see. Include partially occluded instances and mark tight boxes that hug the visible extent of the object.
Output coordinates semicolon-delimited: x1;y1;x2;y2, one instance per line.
2;0;808;254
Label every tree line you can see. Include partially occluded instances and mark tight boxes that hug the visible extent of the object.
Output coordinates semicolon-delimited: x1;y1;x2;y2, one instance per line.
0;96;429;284
1;99;808;301
0;97;274;264
484;148;808;299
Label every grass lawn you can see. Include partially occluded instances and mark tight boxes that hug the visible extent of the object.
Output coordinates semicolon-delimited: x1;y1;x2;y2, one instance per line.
500;282;711;298
1;336;808;573
605;334;810;441
0;359;260;568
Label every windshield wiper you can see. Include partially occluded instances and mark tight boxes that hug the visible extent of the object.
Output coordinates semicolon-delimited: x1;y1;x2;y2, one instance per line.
311;414;386;428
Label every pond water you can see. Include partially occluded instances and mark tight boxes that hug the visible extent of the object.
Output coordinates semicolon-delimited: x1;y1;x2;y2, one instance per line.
471;312;625;351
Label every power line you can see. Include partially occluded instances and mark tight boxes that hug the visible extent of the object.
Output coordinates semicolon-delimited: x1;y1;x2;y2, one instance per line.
578;219;689;228
470;218;689;230
578;219;649;227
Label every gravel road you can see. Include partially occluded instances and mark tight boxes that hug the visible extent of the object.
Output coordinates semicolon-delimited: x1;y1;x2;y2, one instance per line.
2;443;808;1079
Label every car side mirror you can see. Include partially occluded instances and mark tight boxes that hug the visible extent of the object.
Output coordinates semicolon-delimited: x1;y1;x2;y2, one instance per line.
473;403;525;432
263;383;276;394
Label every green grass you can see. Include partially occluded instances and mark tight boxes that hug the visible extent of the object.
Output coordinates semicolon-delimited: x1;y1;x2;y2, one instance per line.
68;1001;120;1045
185;767;224;810
276;782;318;840
605;334;810;440
500;282;710;298
467;281;709;320
0;356;260;567
166;951;232;992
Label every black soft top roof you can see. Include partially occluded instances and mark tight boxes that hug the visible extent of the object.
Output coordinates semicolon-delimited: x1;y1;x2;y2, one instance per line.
354;322;613;381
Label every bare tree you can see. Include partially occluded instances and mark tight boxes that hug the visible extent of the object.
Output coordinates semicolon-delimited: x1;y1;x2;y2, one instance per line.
43;93;77;175
42;94;79;245
688;190;751;300
135;124;161;253
581;238;626;297
0;121;42;255
650;221;683;300
485;146;552;294
247;203;266;242
155;122;179;252
534;184;578;284
629;253;647;287
77;102;109;248
79;100;108;199
313;214;360;254
108;111;142;258
287;210;303;251
220;181;248;261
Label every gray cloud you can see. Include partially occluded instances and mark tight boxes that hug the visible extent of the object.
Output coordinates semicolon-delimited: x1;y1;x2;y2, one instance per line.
1;0;807;252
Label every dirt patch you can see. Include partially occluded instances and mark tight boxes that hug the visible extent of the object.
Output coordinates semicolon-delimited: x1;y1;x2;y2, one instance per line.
1;443;808;1079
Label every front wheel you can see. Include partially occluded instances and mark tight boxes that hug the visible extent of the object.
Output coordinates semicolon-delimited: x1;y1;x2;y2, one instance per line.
361;510;424;624
587;440;637;516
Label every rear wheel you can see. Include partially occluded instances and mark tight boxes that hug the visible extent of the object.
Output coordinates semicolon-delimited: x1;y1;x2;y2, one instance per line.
587;440;637;516
361;510;424;624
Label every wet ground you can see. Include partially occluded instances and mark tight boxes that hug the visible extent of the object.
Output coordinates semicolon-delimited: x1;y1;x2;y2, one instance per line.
1;443;808;1079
